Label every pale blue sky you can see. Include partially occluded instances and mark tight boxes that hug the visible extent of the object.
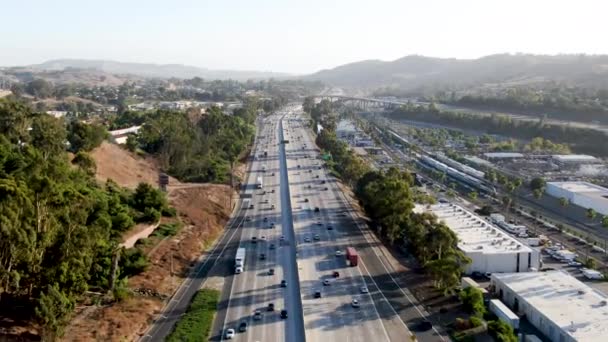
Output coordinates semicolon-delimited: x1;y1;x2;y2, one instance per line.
1;0;606;73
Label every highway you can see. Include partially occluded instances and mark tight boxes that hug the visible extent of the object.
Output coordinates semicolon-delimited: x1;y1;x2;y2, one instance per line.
214;111;305;342
144;105;445;342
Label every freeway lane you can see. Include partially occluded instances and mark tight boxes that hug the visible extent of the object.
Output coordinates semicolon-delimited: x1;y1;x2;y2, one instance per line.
283;110;404;342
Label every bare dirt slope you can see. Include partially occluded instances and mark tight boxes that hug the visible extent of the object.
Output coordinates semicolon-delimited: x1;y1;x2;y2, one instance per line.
90;141;179;189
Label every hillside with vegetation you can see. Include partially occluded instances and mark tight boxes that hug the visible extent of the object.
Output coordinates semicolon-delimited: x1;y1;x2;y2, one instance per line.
0;99;176;340
307;53;608;92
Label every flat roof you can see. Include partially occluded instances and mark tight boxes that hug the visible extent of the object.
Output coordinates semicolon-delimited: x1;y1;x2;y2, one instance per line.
493;271;608;341
483;152;524;158
547;181;608;200
552;154;598;162
414;203;532;254
465;155;494;167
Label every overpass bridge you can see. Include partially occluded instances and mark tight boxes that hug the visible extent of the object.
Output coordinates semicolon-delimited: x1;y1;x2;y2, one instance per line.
311;95;411;110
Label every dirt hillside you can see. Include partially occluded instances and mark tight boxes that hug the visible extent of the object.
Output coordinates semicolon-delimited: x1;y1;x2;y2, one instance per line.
90;141;179;189
62;142;237;341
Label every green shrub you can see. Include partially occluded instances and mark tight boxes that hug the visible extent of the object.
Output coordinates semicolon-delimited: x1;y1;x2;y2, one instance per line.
162;206;177;217
487;320;517;342
469;316;483;328
120;248;149;277
152;223;182;238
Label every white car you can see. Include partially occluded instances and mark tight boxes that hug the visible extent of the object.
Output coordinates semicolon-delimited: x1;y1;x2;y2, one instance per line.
225;328;235;339
323;279;331;286
351;298;361;308
360;286;369;294
304;237;311;242
335;250;343;257
235;266;243;274
253;310;262;320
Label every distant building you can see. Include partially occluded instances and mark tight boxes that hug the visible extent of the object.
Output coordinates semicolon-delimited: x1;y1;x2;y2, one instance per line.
545;181;608;215
414;203;540;274
483;152;525;160
109;125;141;145
552;154;599;165
491;271;608;342
46;110;68;118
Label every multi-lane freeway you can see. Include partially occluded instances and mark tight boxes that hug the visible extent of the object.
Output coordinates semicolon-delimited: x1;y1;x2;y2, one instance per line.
143;105;447;342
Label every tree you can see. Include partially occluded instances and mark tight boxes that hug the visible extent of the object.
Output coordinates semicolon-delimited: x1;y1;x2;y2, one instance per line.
602;216;608;230
35;285;74;339
488;320;517;342
459;287;486;316
559;197;569;207
468;191;478;200
533;188;544;199
587;208;597;222
530;177;546;191
26;79;54;98
67;121;107;152
72;151;97;176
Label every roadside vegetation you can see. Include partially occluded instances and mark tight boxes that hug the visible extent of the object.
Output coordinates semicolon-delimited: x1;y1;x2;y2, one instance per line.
386;102;608;157
0;98;175;339
305;97;471;294
123;101;259;184
166;289;219;342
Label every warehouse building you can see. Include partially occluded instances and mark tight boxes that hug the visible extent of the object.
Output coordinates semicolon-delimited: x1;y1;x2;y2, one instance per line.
415;203;540;274
491;271;608;342
483;152;525;160
545;181;608;216
552;154;599;165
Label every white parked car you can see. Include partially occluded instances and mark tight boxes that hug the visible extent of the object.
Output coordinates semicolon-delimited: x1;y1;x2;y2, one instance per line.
335;250;343;257
360;286;369;294
351;298;360;308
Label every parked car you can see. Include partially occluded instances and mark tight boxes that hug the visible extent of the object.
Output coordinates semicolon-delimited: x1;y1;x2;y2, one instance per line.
238;321;248;332
268;268;275;275
281;280;287;287
253;310;262;320
351;298;360;308
360;286;369;294
280;310;288;319
314;290;322;298
323;279;331;286
267;303;275;311
333;271;340;278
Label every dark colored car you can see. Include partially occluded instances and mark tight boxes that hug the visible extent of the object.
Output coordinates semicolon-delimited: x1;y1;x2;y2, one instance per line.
416;320;432;331
280;310;288;319
314;207;320;212
314;290;322;298
260;253;266;260
333;271;340;278
238;321;248;332
280;280;287;287
267;303;275;311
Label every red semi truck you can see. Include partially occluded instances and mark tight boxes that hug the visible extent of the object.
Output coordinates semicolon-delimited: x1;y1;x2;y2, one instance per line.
346;247;358;266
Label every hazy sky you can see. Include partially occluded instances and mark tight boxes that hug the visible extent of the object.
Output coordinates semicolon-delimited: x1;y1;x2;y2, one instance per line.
2;0;606;74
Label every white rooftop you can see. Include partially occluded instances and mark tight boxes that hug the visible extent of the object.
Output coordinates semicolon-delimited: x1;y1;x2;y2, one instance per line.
552;154;598;162
548;181;608;198
484;152;524;159
493;271;608;341
415;203;532;254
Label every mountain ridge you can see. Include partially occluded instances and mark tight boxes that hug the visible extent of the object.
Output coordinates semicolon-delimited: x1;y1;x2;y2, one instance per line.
27;58;291;80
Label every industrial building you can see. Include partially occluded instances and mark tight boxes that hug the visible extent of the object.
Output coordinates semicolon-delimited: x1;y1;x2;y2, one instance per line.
545;181;608;216
483;152;525;160
552;154;599;165
414;203;540;274
491;271;608;342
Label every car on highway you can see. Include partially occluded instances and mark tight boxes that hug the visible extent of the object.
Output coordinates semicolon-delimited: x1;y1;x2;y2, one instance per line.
267;268;275;275
238;321;248;332
416;320;433;331
304;237;311;242
323;279;331;286
224;328;235;339
267;303;275;311
351;298;360;308
360;286;369;294
335;250;343;257
313;234;320;241
280;310;288;319
253;310;262;320
281;280;287;287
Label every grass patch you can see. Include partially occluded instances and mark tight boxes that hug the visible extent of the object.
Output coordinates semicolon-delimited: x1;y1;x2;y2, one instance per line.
166;289;220;342
151;222;182;238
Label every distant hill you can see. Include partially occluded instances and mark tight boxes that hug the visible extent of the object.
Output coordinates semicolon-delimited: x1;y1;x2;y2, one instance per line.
29;59;290;80
305;54;608;90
